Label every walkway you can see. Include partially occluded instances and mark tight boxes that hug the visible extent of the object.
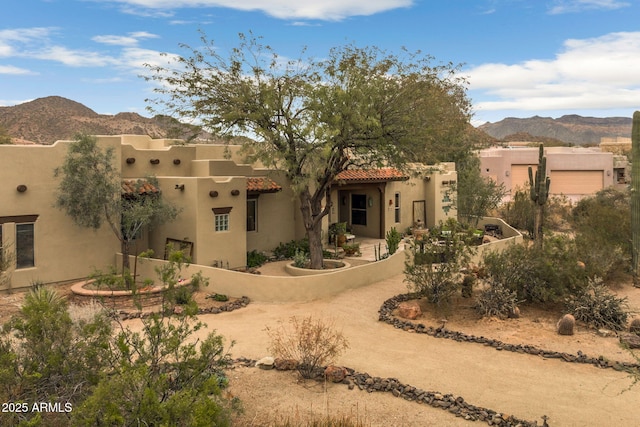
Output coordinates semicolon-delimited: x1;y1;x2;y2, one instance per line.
179;274;640;426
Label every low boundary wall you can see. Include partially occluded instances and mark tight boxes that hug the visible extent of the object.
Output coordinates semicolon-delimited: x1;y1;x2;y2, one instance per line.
118;249;406;303
470;217;523;264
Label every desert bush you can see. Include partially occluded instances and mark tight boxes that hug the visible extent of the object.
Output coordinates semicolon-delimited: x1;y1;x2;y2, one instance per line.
247;249;268;268
557;314;576;336
461;274;476;298
0;287;113;426
564;280;630;331
629;318;640;335
405;219;475;311
482;235;587;304
475;282;519;319
571;188;631;282
293;248;308;268
266;316;349;380
274;239;310;259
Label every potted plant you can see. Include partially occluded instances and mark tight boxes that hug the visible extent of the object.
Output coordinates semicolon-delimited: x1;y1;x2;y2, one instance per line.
342;242;360;256
329;222;348;247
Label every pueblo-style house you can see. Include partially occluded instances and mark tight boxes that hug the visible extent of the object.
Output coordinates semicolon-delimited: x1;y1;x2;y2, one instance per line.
0;135;457;290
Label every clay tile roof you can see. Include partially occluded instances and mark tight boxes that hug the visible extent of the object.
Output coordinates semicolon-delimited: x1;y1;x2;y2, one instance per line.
334;168;408;183
121;179;160;196
247;177;282;193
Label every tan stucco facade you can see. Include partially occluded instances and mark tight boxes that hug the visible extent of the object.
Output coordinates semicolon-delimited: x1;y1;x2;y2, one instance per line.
0;135;456;290
326;163;457;237
478;145;615;201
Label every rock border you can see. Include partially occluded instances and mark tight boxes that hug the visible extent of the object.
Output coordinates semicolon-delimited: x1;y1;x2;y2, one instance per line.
230;357;546;427
117;296;251;320
379;293;640;373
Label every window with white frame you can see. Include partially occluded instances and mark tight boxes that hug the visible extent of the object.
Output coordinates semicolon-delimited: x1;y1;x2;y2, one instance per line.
215;213;229;231
212;207;232;232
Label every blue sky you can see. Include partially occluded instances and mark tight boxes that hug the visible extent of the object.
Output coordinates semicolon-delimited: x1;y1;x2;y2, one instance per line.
1;0;639;125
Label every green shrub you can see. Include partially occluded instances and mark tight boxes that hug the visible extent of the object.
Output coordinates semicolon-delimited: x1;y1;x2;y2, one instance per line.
385;227;402;255
571;188;631;282
0;288;113;426
565;280;630;331
247;249;268;268
274;239;310;259
482;235;587;304
404;220;475;311
293;248;308;268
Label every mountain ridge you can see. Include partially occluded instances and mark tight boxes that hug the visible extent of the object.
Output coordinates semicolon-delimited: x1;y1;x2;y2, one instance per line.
0;96;206;144
479;114;632;145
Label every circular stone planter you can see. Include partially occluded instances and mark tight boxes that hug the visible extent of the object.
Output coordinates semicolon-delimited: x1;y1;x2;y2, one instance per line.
71;278;192;309
284;259;350;276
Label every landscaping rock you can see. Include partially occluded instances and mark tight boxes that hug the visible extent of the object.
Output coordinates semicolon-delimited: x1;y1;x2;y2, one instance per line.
620;332;640;349
274;358;297;371
325;365;348;383
397;301;422;320
255;356;275;370
597;329;614;338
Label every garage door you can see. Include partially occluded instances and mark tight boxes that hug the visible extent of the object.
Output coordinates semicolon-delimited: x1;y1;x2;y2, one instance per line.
510;164;537;191
549;171;603;195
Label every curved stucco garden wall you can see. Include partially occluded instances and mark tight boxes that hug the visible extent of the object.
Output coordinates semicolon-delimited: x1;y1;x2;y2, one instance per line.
119;249;406;303
470;217;523;264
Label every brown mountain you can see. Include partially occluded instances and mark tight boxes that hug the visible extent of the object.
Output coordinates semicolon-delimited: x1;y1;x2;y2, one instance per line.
0;96;207;144
478;114;632;145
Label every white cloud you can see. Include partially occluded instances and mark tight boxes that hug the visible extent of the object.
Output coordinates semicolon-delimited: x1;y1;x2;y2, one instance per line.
107;0;413;21
0;65;36;75
466;32;640;113
548;0;630;14
92;32;159;47
0;27;55;57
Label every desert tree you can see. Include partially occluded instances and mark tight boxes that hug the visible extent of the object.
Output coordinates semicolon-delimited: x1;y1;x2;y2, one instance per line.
144;33;471;269
54;134;180;280
455;152;506;227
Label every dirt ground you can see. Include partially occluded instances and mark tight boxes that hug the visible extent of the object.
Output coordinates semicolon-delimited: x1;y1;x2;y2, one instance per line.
3;265;640;426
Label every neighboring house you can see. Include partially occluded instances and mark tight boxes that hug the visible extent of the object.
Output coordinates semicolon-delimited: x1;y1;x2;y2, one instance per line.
0;135;456;290
478;145;616;201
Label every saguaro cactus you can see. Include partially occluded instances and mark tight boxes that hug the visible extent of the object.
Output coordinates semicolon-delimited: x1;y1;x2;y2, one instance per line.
632;111;640;286
529;144;550;246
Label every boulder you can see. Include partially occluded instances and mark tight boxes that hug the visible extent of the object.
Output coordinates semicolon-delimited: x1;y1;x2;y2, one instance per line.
324;365;348;383
619;333;640;349
397;301;422;320
255;356;275;370
274;358;297;371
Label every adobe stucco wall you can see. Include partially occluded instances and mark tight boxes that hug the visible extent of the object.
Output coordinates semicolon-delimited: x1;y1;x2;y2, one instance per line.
0;141;120;290
470;217;523;264
121;249;406;303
